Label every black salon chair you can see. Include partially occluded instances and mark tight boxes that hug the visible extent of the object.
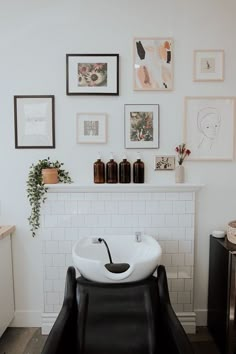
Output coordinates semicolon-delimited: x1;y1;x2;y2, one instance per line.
42;265;194;354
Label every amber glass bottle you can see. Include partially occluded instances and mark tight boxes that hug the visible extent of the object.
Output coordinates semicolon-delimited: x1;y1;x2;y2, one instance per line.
106;153;118;183
119;155;131;183
94;154;105;184
133;153;144;183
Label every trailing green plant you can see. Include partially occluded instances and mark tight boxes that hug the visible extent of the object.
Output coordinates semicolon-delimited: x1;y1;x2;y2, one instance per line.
27;157;72;237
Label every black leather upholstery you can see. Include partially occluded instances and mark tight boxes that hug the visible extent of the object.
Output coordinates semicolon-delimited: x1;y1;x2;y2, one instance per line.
42;266;194;354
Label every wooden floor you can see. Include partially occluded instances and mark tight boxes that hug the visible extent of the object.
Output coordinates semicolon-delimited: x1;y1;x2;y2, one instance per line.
0;326;220;354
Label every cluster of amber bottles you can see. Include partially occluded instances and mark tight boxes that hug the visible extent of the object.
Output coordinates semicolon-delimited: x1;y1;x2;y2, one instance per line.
94;153;144;184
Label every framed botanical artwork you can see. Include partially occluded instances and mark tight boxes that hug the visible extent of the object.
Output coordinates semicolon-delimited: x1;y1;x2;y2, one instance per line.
66;54;119;95
124;104;159;149
14;95;55;149
133;37;173;91
154;156;175;170
184;97;235;160
193;50;224;81
76;113;107;143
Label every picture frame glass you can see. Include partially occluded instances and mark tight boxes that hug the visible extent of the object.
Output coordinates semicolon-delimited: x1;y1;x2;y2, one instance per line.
134;38;173;91
77;113;107;143
14;96;55;148
184;97;235;160
125;104;159;149
67;54;119;95
194;50;224;81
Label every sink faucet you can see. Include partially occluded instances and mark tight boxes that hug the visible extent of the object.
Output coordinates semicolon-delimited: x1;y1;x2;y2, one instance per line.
135;232;142;242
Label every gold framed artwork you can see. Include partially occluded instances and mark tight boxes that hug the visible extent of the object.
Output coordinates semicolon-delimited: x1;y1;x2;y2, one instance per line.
193;50;224;82
133;38;173;91
184;97;235;161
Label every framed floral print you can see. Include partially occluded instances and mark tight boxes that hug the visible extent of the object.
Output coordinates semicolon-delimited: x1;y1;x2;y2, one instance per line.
66;54;119;95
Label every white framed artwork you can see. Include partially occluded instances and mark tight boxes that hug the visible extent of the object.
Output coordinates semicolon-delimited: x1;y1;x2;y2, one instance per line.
193;50;224;81
184;97;235;161
76;113;107;143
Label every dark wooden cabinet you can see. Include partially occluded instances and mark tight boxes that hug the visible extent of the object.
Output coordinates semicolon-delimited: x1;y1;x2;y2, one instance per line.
208;235;236;354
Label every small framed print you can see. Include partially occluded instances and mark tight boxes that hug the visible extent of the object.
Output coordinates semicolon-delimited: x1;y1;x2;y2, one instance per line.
193;50;224;81
124;104;159;149
14;95;55;149
154;156;175;170
76;113;107;144
66;54;119;95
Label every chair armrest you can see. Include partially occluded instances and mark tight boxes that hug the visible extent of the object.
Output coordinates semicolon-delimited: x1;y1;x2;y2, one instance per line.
42;267;78;354
157;265;194;354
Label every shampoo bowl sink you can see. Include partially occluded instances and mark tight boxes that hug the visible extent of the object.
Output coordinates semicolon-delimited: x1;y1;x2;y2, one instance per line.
72;234;162;283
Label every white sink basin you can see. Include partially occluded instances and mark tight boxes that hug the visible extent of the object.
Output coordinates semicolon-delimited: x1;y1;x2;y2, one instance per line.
72;234;162;283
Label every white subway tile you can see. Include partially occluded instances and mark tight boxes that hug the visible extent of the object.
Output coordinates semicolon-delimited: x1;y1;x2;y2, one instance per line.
179;192;193;201
184;304;193;312
111;215;125;227
85;193;98;201
161;254;172;266
138;192;151;200
179;240;192;253
124;215;139;227
166;215;179;227
71;215;85;227
59;292;64;305
77;201;91;214
70;193;85;200
92;201;105;214
118;201;133;214
97;215;112;227
51;228;65;241
166;193;179;201
58;241;72;254
53;279;65;292
178;266;192;279
157;241;166;253
46;266;59;279
151;193;166;200
66;254;73;267
104;201;118;214
156;228;172;240
53;254;66;267
44;304;54;312
185;201;195;214
78;227;93;237
51;201;65;214
44;280;53;292
65;228;79;241
43;254;53;266
185;279;193;291
45;241;59;254
58;267;67;279
170;292;178;304
57;215;72;227
54;305;62;313
41;202;51;215
124;193;138;201
178;291;191;304
165;240;179;253
138;215;152;227
46;193;58;201
111;193;124;200
41;229;52;241
44;215;58;228
98;193;111;200
146;201;160;214
185;228;194;240
151;215;165;227
132;201;146;214
173;304;184;312
173;201;186;214
171;228;185;240
84;215;98;227
172;254;185;266
179;215;192;227
47;292;59;305
159;201;173;214
65;201;78;214
185;253;194;266
171;279;185;292
58;193;71;201
166;266;178;279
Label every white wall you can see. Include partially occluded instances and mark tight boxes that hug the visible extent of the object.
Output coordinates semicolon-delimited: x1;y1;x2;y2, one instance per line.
1;0;236;326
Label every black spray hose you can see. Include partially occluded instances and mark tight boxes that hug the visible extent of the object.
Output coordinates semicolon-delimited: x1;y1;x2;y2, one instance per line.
98;238;113;264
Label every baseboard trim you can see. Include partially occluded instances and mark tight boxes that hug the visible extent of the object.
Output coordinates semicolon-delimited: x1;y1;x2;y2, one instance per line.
42;311;196;335
177;312;196;334
10;310;42;327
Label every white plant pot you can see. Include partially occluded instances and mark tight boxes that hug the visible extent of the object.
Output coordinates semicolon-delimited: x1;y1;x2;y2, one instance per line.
175;165;184;183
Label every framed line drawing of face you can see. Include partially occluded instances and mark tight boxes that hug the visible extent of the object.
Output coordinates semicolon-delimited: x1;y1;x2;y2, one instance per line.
184;97;235;160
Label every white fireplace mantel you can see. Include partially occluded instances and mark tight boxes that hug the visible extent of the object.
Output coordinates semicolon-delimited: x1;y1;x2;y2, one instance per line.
45;183;204;193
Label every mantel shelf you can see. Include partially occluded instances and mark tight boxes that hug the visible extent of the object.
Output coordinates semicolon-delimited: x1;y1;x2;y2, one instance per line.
45;183;204;193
